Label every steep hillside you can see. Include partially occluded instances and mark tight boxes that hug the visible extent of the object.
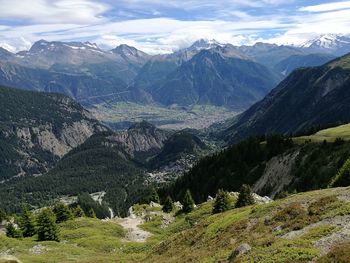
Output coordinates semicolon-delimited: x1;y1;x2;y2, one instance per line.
0;119;207;215
274;53;336;76
0;86;106;181
1;186;350;263
148;130;208;169
221;53;350;143
109;121;171;161
0;131;145;215
162;126;350;204
152;49;280;109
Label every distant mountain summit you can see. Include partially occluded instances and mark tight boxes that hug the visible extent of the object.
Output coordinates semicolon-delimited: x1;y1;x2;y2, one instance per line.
301;34;350;56
186;39;224;51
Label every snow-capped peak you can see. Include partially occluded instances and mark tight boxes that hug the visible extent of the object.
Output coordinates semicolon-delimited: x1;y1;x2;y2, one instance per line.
189;39;224;51
301;34;350;49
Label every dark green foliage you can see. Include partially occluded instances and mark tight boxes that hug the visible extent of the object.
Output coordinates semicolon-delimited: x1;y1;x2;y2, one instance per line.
6;222;22;238
148;188;160;203
19;205;36;237
212;189;231;214
161;136;293;203
182;190;195;213
162;196;174;213
73;205;85;218
36;208;59;242
0;132;146;217
0;209;7;222
77;193;109;219
149;131;207;169
87;208;97;218
0;85;100;181
53;202;73;223
329;158;350;187
290;141;350;193
235;184;255;208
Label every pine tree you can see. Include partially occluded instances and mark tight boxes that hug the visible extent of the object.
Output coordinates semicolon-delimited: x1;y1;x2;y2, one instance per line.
53;202;73;223
37;208;59;241
6;222;22;238
162;196;174;213
235;184;255;208
212;189;231;214
87;208;96;218
73;205;85;218
182;189;195;213
20;205;36;237
149;188;160;203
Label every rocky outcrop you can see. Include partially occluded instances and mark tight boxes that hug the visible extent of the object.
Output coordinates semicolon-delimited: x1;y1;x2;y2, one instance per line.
109;121;171;160
253;150;300;198
0;86;107;180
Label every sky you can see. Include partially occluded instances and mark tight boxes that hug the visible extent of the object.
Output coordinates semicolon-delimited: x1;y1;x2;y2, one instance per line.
0;0;350;54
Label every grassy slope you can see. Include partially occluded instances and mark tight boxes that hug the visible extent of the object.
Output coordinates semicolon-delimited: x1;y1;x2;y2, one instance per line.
2;187;350;262
294;123;350;143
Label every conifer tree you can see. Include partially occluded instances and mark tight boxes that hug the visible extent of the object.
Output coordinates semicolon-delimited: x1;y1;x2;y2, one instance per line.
37;208;59;241
149;188;160;203
235;184;255;208
182;189;195;213
53;202;73;223
212;189;231;214
162;196;174;213
20;204;36;237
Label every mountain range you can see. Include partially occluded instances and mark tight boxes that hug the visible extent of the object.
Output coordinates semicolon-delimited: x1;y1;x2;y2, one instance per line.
219;52;350;144
0;35;346;111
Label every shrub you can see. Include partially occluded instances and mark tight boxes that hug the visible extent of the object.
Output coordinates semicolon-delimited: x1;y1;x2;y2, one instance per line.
182;190;195;213
6;222;22;238
308;195;338;216
212;189;231;214
162;196;174;213
37;208;59;241
272;203;309;230
73;205;85;217
87;208;97;218
317;242;350;263
235;184;255;208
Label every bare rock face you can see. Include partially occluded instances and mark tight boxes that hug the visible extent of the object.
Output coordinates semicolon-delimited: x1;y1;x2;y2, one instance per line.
253;150;300;198
0;87;107;180
109;121;171;158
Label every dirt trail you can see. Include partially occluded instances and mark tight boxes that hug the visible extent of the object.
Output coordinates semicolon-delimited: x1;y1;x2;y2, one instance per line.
116;217;152;242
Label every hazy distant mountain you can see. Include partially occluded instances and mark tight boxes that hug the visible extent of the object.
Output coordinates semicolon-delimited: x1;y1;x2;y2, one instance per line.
152;48;281;109
238;42;305;68
221;53;350;143
301;34;350;56
274;53;336;76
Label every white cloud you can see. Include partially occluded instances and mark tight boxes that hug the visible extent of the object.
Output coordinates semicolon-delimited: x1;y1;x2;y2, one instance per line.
0;0;349;53
300;1;350;13
0;0;109;24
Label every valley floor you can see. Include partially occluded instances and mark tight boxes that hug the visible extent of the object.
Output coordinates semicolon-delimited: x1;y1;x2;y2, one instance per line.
1;187;350;262
90;102;238;130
